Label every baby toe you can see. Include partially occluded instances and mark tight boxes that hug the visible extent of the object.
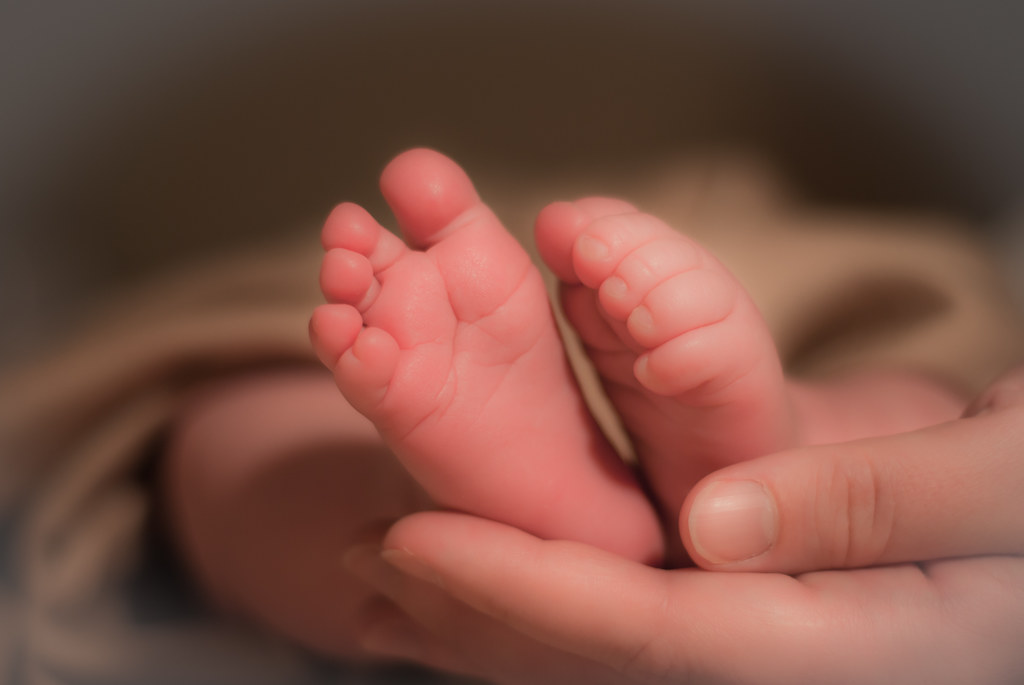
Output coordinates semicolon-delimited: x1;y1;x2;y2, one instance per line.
635;314;757;399
335;327;401;411
627;269;737;348
322;203;381;253
320;248;380;310
535;198;638;284
597;238;702;321
322;202;406;271
535;201;589;283
380;148;482;249
309;304;363;367
571;213;672;289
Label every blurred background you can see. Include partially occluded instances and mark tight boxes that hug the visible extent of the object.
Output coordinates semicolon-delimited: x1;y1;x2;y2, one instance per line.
1;0;1023;362
1;3;1023;683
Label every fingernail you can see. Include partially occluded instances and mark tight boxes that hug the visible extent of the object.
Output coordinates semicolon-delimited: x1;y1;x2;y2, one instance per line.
577;235;609;260
381;548;443;588
688;480;777;564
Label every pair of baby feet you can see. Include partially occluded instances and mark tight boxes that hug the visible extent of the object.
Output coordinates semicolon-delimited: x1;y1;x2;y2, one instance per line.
309;149;794;564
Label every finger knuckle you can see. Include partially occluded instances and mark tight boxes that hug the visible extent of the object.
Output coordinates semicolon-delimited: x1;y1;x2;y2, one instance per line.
815;452;896;568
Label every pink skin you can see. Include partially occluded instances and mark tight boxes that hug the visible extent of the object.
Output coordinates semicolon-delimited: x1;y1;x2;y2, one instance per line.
534;199;795;537
344;369;1024;682
161;368;428;662
311;150;966;566
533;201;969;549
310;149;664;564
164;149;973;667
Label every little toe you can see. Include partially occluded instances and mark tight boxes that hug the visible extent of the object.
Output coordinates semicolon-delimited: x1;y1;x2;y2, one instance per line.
635;315;754;398
379;149;482;249
626;269;737;348
309;304;363;367
635;335;717;397
320;249;380;310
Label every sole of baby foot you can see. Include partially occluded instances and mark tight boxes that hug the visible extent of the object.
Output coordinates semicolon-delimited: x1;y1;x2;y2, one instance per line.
535;199;795;541
312;150;664;564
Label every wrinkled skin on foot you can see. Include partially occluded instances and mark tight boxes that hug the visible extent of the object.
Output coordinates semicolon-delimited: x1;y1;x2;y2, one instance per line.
535;199;794;539
311;149;663;563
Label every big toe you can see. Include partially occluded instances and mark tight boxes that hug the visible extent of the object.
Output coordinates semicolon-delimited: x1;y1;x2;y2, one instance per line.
379;148;482;248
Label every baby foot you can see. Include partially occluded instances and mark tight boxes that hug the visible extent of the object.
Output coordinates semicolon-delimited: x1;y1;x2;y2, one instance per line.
310;150;663;563
535;200;795;535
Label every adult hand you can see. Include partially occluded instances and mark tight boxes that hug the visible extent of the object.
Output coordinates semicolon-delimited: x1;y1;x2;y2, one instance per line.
349;513;1024;685
681;365;1024;574
345;536;624;685
344;367;1024;684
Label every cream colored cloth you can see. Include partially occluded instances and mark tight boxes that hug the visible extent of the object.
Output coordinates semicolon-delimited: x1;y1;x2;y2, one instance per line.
2;160;1023;684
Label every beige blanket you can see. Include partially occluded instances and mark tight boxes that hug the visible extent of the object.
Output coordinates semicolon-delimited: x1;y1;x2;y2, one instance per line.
2;160;1022;684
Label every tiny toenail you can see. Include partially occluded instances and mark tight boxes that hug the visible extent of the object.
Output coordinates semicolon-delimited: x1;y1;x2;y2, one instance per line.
633;355;657;392
577;235;609;260
603;276;628;300
688;480;777;565
629;305;654;335
634;354;649;377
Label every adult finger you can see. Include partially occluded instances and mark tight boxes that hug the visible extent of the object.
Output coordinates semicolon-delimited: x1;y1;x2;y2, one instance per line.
382;512;1024;685
344;543;479;677
344;541;621;685
377;511;830;683
680;370;1024;573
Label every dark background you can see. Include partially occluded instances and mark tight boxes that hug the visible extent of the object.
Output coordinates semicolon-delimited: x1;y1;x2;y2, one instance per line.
2;0;1023;361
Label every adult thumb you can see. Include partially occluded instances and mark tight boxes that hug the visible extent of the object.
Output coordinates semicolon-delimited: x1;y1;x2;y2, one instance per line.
680;382;1024;573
